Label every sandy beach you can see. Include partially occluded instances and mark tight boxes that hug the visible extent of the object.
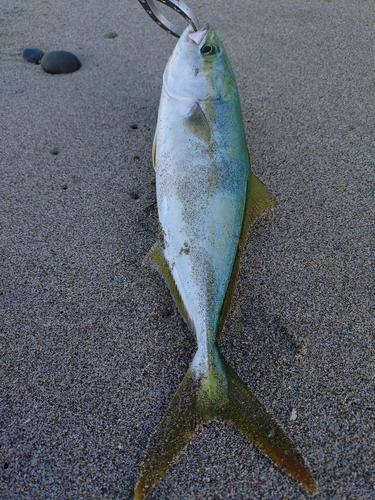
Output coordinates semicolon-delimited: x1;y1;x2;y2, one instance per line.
1;0;374;498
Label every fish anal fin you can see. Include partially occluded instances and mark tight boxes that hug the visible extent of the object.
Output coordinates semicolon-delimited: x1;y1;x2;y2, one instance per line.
185;102;211;143
147;243;193;330
219;172;275;334
152;131;157;170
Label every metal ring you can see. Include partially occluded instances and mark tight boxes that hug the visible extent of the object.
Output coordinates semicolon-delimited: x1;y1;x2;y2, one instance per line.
137;0;201;37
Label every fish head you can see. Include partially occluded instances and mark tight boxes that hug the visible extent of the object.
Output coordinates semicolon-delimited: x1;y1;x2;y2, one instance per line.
163;24;237;102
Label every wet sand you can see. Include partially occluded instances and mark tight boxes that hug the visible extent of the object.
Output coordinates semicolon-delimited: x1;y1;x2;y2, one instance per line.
1;0;374;498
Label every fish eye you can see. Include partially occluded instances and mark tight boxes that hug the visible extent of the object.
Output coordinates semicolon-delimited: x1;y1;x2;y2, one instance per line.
200;44;219;56
201;44;212;54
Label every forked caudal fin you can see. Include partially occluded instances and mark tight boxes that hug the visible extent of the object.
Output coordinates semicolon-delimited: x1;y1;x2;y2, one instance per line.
134;347;317;499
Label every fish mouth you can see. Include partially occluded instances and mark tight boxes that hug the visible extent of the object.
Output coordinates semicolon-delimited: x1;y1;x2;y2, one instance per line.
188;23;209;45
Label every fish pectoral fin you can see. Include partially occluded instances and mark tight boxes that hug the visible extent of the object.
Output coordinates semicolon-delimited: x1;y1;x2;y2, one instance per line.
185;101;211;142
134;367;203;500
147;243;193;330
217;352;317;493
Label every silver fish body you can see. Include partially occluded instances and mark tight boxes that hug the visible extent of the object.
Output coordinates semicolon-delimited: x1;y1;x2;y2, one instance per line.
135;24;316;499
155;26;249;377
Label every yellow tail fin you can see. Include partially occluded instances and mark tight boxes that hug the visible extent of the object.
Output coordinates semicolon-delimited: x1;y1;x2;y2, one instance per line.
134;347;317;499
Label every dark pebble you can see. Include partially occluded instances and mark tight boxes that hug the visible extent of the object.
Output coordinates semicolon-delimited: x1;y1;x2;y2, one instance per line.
50;147;59;155
22;47;44;64
41;50;81;74
104;32;118;39
130;124;138;130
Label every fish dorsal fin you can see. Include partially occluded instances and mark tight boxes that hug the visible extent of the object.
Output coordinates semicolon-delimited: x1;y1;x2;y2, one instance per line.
218;171;275;335
243;171;275;236
185;102;211;143
147;243;194;332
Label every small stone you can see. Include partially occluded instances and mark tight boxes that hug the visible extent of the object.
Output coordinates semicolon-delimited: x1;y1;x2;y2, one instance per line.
104;32;118;39
41;50;81;74
290;408;297;421
22;47;44;64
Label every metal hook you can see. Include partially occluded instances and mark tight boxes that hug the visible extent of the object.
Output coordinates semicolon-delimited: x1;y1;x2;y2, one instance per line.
137;0;201;38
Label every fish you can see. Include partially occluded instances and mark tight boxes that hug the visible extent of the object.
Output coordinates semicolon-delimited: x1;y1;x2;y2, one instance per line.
134;23;316;499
